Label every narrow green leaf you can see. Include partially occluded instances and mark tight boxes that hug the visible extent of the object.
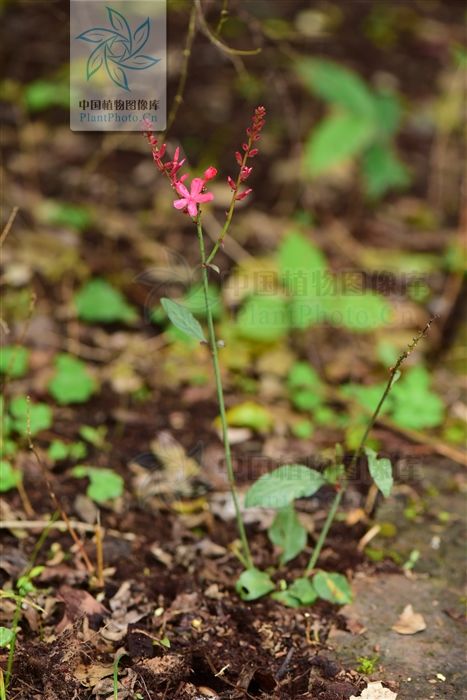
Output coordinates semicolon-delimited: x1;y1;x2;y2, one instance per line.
268;504;308;565
245;464;325;509
0;627;14;647
313;571;352;604
305;112;374;176
365;447;393;498
161;298;206;343
235;568;275;601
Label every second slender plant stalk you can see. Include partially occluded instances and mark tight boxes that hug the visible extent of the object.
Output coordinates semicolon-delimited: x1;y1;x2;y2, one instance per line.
305;319;434;575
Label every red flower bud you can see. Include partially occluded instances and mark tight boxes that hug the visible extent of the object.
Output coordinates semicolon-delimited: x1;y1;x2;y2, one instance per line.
203;166;218;181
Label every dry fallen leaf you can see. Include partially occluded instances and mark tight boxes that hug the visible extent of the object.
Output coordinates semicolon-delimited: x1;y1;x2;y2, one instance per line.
391;604;426;635
350;681;398;700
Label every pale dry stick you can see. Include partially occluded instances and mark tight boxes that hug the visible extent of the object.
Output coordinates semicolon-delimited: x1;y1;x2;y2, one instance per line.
95;511;105;588
0;206;19;248
25;398;95;574
0;519;135;539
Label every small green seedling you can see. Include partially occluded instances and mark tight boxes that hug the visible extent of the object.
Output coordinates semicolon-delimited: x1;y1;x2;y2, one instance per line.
72;465;124;503
357;655;379;675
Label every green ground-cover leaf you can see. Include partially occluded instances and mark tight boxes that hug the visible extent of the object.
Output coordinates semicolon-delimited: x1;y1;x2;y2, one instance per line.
312;571;352;604
245;464;325;509
48;354;97;405
235;568;275;601
224;401;273;433
0;626;14;647
0;460;21;492
75;279;138;324
36;200;93;231
389;366;444;429
363;143;410;198
236;295;290;342
72;466;124;503
0;346;29;378
9;397;52;437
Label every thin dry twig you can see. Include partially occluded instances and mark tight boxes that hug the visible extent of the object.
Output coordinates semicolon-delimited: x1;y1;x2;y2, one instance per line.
0;206;19;248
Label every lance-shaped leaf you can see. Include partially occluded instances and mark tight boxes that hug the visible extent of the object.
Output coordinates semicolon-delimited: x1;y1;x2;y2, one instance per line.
268;504;308;565
76;28;118;43
107;7;131;41
365;447;393;498
119;55;160;70
133;17;150;53
87;44;105;80
245;464;325;509
161;298;206;343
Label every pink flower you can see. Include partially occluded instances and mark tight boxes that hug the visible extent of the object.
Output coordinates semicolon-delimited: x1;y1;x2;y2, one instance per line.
173;178;214;217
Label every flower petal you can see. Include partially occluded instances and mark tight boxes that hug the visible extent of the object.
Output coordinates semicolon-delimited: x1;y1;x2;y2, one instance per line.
196;193;214;204
187;201;198;217
175;182;190;198
173;198;188;210
190;178;204;196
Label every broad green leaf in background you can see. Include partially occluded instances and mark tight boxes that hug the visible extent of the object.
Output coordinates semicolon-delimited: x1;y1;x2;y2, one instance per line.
268;504;308;565
183;284;222;320
305;112;375;176
278;230;327;290
363;143;410;198
236;295;289;342
327;291;392;331
372;91;403;138
224;401;273;433
0;460;21;492
48;440;87;462
365;447;393;498
288;362;324;410
313;571;352;604
235;568;275;601
36;200;93;231
24;79;69;112
245;464;325;509
390;366;444;430
0;346;29;378
161;298;206;343
9;397;52;437
72;466;124;503
296;59;376;118
75;279;138;324
48;354;97;405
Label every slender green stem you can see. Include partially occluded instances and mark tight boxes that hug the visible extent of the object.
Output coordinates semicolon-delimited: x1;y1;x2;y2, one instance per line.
0;668;6;700
305;319;435;575
5;601;22;689
196;218;253;569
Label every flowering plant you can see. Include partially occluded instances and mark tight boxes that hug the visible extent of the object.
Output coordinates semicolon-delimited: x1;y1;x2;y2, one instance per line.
144;108;428;604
